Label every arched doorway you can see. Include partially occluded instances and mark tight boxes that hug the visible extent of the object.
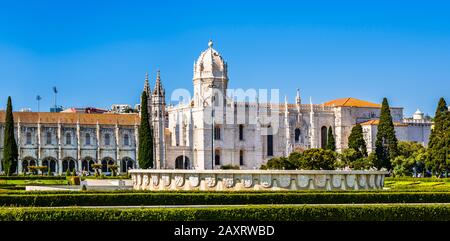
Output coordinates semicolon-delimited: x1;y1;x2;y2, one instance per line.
294;128;301;143
121;157;134;173
321;126;328;148
42;157;57;173
101;157;115;173
21;157;36;173
175;156;190;169
81;157;95;173
62;157;77;172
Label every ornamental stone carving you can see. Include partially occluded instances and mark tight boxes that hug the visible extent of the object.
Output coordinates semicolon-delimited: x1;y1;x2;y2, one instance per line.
137;174;142;186
358;175;367;187
346;174;356;187
278;175;291;188
260;174;272;188
297;175;310;188
175;175;184;187
222;175;234;188
241;175;253;188
143;175;149;186
162;174;171;186
332;175;342;188
132;175;136;185
368;174;375;188
152;175;159;186
130;170;388;191
204;175;216;187
189;175;200;187
314;175;327;187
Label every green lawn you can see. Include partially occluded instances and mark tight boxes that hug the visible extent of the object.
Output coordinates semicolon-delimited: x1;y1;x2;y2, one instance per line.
384;178;450;191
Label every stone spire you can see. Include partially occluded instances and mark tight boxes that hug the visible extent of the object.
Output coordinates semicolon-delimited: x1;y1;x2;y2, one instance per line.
153;70;165;96
143;72;151;94
295;88;301;105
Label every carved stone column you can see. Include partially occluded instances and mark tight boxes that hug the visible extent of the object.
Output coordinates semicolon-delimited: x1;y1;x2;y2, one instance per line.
96;121;101;165
57;121;62;173
134;122;139;169
76;120;81;172
115;123;121;173
16;118;21;174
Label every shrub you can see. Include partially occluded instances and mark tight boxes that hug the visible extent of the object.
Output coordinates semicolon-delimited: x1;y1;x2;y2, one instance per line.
2;192;450;207
220;165;240;170
0;204;450;221
0;176;65;180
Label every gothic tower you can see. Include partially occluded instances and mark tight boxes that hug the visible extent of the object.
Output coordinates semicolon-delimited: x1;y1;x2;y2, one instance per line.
193;40;228;107
151;70;166;169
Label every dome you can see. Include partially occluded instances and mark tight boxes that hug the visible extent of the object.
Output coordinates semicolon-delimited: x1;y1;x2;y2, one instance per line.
413;109;424;120
193;40;228;80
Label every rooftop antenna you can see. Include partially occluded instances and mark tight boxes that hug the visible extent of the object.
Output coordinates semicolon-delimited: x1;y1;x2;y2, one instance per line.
53;86;58;110
36;95;42;112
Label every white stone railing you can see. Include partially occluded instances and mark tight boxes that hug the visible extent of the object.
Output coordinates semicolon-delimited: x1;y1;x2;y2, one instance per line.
129;169;388;191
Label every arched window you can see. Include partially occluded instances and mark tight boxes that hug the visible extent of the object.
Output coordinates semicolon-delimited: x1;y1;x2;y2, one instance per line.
239;125;244;141
46;132;52;145
175;124;180;146
123;134;129;146
267;134;274;156
294;128;301;143
321;126;328;148
214;149;221;166
85;133;91;145
105;133;111;146
214;125;221;140
26;132;32;145
239;150;244;166
66;133;71;145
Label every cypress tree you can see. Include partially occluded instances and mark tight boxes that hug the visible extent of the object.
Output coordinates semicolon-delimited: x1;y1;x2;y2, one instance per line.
348;124;368;158
2;97;18;176
326;126;336;151
374;98;398;170
427;97;450;176
138;91;154;169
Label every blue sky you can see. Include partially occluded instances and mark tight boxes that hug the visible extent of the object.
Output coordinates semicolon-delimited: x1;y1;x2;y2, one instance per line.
0;0;449;117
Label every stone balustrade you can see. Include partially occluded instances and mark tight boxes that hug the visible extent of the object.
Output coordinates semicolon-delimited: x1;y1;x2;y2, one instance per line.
129;169;388;191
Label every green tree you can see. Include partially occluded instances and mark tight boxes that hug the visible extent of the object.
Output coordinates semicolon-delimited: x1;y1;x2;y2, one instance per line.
426;97;450;176
348;124;368;158
374;98;398;170
326;126;336;151
261;156;291;170
392;141;428;177
296;148;336;170
138;91;154;169
2;97;18;176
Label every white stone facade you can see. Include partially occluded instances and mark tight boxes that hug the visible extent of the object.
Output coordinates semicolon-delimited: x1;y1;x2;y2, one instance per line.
154;41;433;170
0;113;139;175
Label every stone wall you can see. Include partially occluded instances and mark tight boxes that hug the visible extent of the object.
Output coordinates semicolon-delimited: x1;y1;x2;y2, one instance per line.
129;169;388;191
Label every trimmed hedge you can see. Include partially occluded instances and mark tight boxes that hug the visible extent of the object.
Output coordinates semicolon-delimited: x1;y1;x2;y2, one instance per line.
1;204;450;221
0;176;65;180
385;177;450;182
1;192;450;207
